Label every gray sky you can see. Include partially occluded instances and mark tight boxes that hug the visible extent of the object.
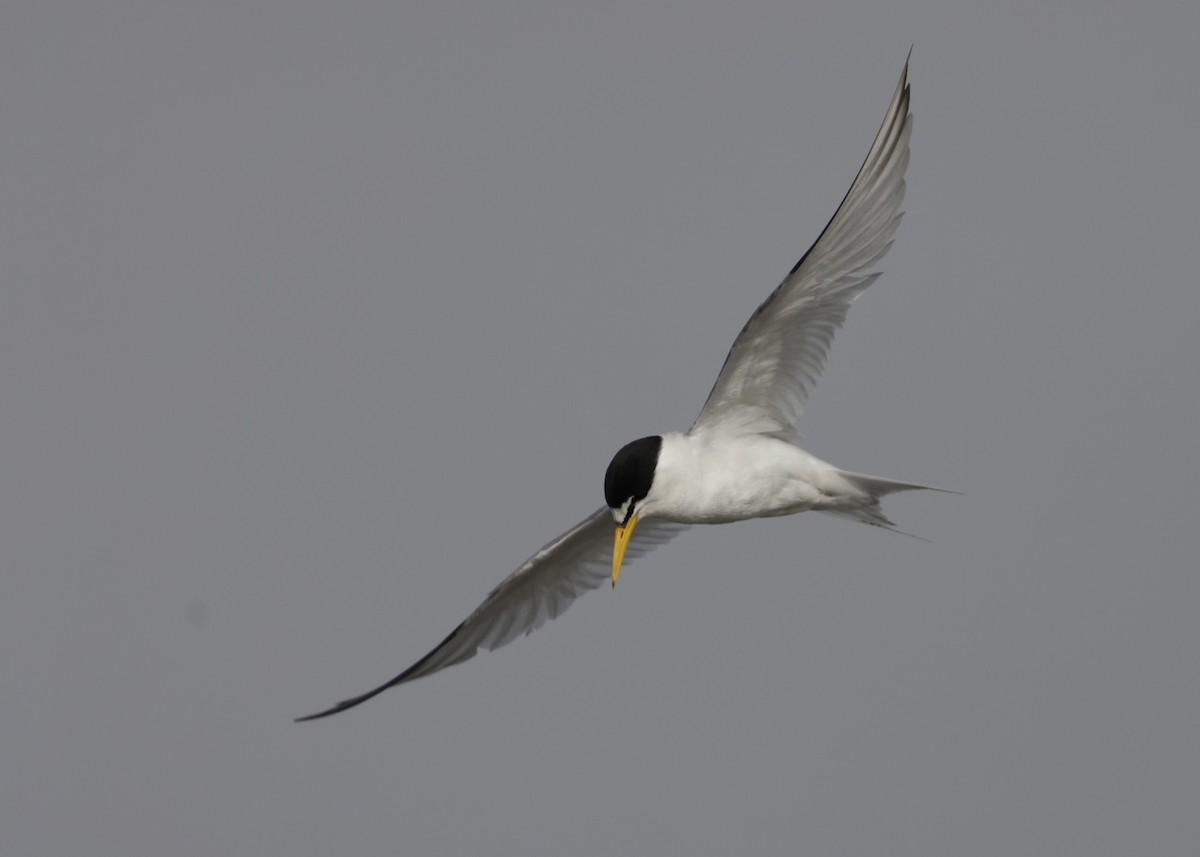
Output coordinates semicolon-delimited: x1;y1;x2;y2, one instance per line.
2;2;1198;855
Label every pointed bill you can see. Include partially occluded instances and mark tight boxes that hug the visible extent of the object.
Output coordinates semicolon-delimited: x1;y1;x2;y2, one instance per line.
611;511;640;587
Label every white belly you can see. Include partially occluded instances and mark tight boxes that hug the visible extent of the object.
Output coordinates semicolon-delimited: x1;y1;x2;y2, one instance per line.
645;432;843;524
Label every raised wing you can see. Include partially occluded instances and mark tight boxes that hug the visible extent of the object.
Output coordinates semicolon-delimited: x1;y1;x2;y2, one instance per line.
296;509;687;720
691;59;912;438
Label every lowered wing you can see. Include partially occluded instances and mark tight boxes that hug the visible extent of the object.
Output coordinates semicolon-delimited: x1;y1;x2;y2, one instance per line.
296;509;687;720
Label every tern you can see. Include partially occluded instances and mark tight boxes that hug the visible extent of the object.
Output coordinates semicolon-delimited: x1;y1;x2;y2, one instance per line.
298;57;942;722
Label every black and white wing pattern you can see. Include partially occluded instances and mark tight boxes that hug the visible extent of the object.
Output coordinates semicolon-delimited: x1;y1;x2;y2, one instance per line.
691;60;912;439
296;510;687;720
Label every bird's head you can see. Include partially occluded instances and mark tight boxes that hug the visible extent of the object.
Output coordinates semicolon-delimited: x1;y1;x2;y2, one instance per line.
604;435;663;587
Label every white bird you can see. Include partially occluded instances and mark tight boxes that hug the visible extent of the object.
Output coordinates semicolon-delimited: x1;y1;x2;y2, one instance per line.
298;57;941;722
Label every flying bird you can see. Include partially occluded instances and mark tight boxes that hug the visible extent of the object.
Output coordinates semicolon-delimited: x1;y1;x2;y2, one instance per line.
298;57;941;721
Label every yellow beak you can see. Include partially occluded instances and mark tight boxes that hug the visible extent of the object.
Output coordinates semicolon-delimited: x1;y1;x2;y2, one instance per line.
612;511;640;588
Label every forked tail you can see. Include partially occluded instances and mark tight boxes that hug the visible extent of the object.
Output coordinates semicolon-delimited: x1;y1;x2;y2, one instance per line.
835;469;952;498
823;469;958;539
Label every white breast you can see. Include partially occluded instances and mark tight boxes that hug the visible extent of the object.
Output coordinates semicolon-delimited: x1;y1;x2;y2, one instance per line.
644;432;842;524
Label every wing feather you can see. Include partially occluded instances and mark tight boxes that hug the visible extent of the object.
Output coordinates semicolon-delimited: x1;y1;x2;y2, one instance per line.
691;59;913;438
295;509;687;720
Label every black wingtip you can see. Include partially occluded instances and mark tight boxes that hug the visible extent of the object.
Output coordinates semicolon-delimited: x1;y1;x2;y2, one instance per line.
293;685;389;722
293;621;471;722
293;674;408;722
294;699;361;723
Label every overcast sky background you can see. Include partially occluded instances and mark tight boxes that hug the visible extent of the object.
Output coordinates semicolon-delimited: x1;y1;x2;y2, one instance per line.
3;2;1198;855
